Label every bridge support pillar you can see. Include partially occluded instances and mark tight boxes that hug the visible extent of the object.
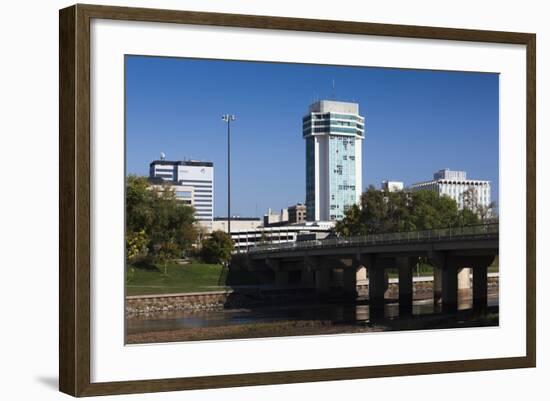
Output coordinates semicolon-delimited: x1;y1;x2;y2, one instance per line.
441;262;458;313
301;270;315;287
397;256;413;316
367;258;385;319
315;268;331;296
473;264;489;314
275;270;289;287
433;266;442;307
429;252;444;307
303;256;318;288
266;259;288;288
343;263;358;300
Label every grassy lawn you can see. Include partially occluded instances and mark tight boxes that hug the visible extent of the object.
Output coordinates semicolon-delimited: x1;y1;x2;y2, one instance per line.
387;263;434;279
126;262;226;296
126;256;500;296
386;258;499;278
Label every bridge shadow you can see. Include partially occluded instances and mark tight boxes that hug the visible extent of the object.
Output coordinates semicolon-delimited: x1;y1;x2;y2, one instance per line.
218;256;499;337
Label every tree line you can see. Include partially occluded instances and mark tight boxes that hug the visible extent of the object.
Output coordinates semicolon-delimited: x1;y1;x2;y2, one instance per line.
126;176;496;265
125;175;233;267
334;185;496;237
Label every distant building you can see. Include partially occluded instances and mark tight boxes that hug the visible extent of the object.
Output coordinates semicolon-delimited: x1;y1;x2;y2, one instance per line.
149;158;214;230
263;208;289;227
149;183;194;206
288;203;307;224
231;221;335;252
381;181;404;192
434;169;466;181
303;100;365;222
212;217;262;233
410;169;491;212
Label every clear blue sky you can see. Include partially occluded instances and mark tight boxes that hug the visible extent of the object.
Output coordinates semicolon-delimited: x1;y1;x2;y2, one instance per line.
125;55;499;218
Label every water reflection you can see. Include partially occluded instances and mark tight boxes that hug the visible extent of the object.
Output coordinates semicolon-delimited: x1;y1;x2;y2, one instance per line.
126;291;498;336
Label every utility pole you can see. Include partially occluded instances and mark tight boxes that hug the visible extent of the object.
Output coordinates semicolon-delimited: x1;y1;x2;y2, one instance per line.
221;114;236;235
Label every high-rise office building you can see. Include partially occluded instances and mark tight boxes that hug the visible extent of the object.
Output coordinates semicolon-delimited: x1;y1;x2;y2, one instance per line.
149;159;214;229
303;100;365;221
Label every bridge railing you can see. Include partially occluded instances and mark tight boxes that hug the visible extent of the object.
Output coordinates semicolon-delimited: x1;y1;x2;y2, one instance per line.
247;223;498;254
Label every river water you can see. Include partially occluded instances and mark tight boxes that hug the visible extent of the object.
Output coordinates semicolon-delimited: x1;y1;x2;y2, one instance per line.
126;291;499;336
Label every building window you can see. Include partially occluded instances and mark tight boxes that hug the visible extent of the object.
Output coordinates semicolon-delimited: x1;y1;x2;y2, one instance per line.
175;191;192;198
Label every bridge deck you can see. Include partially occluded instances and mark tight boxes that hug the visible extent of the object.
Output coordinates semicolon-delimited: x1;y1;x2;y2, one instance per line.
246;223;498;259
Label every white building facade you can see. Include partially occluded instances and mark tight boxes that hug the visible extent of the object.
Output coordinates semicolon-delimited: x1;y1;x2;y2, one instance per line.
232;221;335;252
381;180;404;192
263;208;289;227
212;217;262;233
149;159;214;229
303;100;365;221
411;169;492;212
149;183;194;206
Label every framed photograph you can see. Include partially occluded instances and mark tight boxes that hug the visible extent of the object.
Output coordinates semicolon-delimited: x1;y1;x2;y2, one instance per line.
59;4;536;397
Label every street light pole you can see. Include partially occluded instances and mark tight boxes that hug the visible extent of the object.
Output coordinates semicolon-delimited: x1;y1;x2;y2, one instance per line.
222;114;236;236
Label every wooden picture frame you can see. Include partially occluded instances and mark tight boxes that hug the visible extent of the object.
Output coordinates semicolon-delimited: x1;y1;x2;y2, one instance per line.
59;3;536;397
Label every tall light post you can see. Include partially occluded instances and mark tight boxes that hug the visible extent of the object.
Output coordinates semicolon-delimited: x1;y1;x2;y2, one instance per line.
222;114;236;236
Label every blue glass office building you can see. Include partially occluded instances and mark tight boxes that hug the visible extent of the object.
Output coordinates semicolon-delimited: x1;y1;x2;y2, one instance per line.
303;100;365;221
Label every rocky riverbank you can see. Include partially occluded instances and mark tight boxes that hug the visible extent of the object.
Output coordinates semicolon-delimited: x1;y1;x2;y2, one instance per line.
126;276;499;316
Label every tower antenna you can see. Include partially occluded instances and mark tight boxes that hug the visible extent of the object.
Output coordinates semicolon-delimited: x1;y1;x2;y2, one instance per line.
332;79;336;100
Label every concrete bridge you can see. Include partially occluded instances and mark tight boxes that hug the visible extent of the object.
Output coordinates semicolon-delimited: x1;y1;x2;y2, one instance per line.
238;224;498;318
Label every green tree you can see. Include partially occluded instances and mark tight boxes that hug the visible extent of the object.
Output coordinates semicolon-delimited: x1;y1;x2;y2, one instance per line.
153;241;181;275
458;207;481;227
459;187;498;224
335;204;362;236
126;229;148;263
201;230;234;264
126;175;154;234
125;175;197;265
335;186;480;236
409;190;459;230
477;201;497;223
148;187;197;257
460;186;480;215
337;186;414;235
